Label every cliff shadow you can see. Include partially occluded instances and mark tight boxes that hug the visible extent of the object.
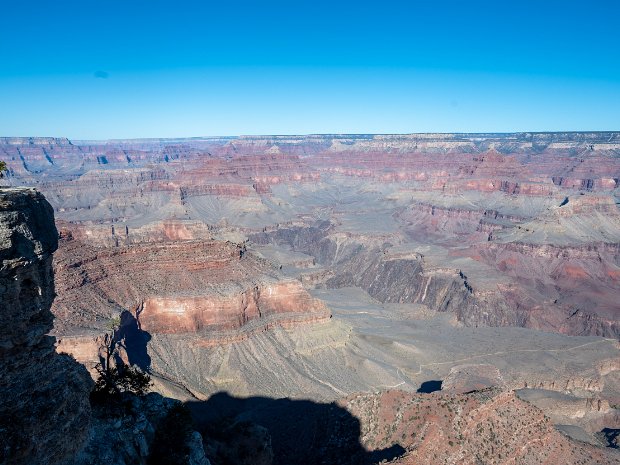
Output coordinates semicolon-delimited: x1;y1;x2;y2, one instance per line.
116;310;152;371
417;380;442;393
186;392;406;465
599;428;619;449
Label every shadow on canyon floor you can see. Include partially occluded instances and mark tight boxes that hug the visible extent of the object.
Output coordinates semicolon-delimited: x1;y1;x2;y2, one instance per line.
417;379;442;393
109;313;406;463
186;392;406;465
599;428;619;449
111;311;405;463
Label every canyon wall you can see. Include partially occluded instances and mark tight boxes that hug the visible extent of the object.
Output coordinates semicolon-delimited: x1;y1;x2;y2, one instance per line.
1;133;618;340
0;188;212;465
51;231;331;365
250;226;524;328
1;142;617;462
0;188;92;465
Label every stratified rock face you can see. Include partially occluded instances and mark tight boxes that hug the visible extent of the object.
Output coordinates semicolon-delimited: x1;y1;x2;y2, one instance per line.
140;280;330;335
0;188;92;465
2;133;619;338
250;226;521;329
51;234;330;339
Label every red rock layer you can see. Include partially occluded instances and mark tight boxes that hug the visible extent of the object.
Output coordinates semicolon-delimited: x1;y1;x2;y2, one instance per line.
51;235;330;336
343;389;619;465
2;133;619;337
138;280;330;334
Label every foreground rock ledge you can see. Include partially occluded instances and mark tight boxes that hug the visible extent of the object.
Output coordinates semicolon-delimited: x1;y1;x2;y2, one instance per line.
0;188;92;465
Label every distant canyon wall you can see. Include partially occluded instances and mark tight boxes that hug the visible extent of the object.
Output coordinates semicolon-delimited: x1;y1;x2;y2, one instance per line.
1;133;618;338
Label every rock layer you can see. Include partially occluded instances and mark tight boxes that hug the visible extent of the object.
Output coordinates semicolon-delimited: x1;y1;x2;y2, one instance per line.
51;233;330;339
2;133;618;336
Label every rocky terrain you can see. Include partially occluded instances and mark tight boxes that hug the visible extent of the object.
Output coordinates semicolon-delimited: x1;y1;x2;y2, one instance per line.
346;388;619;465
1;133;619;463
0;188;92;465
188;380;620;464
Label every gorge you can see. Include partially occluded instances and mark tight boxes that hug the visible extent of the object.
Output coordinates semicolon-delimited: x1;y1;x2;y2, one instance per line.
1;132;619;464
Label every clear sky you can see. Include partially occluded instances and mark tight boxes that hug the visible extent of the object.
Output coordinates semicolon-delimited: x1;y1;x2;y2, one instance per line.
1;0;619;139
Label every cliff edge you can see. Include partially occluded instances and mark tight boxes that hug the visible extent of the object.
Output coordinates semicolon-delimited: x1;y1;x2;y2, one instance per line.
0;188;93;465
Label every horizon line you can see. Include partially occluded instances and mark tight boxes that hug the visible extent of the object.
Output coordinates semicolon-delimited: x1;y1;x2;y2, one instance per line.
1;130;620;144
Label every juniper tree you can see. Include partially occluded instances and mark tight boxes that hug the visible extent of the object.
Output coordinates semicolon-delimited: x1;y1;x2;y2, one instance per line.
92;316;151;402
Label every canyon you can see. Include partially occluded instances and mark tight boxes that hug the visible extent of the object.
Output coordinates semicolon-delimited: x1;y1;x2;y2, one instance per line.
1;133;619;463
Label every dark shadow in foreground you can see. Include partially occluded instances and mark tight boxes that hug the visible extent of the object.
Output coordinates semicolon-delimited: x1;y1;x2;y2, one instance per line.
186;392;406;465
417;380;442;393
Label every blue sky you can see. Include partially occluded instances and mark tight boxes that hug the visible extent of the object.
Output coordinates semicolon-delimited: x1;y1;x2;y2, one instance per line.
1;0;619;139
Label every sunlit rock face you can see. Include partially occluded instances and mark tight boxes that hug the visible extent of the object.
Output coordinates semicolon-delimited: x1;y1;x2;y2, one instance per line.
344;388;620;465
51;233;330;337
0;188;92;465
139;280;330;334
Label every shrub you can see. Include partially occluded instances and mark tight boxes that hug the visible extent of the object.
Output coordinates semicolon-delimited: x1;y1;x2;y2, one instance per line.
91;317;152;404
92;364;152;399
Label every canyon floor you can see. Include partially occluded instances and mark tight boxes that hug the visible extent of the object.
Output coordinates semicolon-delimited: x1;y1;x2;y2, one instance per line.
1;133;619;463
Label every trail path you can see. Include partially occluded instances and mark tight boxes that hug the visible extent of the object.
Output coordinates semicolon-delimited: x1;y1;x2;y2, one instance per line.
409;339;610;376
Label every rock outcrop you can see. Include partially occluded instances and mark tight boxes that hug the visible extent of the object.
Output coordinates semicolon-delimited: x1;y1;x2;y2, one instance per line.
74;393;211;465
0;188;93;465
51;234;330;336
345;388;620;465
0;187;212;465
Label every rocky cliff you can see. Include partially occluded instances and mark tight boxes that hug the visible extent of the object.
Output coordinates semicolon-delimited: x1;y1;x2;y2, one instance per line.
0;188;92;465
250;225;523;328
51;234;330;335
